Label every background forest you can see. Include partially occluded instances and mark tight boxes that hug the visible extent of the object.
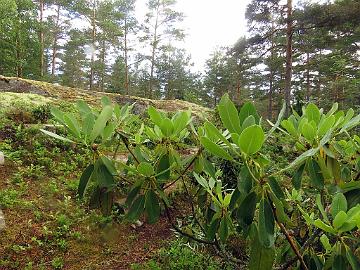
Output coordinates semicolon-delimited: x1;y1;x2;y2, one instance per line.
0;0;359;116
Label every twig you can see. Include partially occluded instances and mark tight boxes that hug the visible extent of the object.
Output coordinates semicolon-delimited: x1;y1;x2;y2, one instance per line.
162;201;215;245
163;148;202;190
117;132;140;164
279;228;321;270
267;193;309;270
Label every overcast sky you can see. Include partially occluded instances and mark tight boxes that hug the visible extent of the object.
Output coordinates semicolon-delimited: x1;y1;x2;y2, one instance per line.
136;0;252;71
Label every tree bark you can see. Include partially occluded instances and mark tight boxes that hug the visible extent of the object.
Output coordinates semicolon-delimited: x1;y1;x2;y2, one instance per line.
51;5;61;76
148;1;160;99
306;51;310;101
90;0;96;91
124;17;129;95
100;39;106;92
284;0;293;116
39;0;45;77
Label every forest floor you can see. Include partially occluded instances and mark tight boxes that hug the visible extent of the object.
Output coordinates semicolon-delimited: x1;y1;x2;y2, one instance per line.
0;82;230;270
0;136;174;270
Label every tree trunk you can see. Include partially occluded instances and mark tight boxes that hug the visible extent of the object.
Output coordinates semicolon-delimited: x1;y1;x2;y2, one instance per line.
16;34;22;77
39;0;44;77
90;0;96;91
100;39;106;92
148;2;160;99
284;0;293;116
51;5;61;76
124;17;129;95
306;51;310;102
268;21;275;120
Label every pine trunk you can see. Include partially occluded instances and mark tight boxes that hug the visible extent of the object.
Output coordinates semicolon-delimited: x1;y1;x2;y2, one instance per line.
51;5;61;76
90;0;96;91
284;0;293;116
39;0;44;77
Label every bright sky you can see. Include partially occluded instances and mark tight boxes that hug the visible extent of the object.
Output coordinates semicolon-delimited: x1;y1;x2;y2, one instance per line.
136;0;252;71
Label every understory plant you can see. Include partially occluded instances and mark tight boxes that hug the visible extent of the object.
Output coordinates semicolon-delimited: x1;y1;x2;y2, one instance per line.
42;95;360;269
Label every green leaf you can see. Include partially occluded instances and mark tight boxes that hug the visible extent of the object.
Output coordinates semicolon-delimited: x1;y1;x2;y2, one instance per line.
249;227;275;270
266;102;286;139
127;195;145;221
346;247;360;270
82;113;95;139
50;107;65;125
145;190;160;224
172;111;190;135
236;191;257;229
307;159;324;189
159;118;174;137
78;164;94;199
125;185;141;207
326;102;338;117
305;103;321;124
318;116;335;137
284;147;319;171
92;161;115;188
340;113;360;133
156;154;170;181
148;106;163;127
331;193;347;219
237;166;253;194
100;190;113;215
292;163;305;190
204;121;232;148
218;93;242;134
101;96;112;106
76;100;92;116
316;194;330;223
281;119;298;137
63;113;81;138
333;211;347;229
239;102;260;125
302;122;316;142
258;198;275;248
218;216;229;242
268;177;284;199
241;115;255;130
207;218;220;241
40;129;74;143
194;173;209;189
200;136;233;160
137;162;154;176
333;255;346;270
90;105;113;142
238;125;264;155
320;234;331;252
314;219;336;234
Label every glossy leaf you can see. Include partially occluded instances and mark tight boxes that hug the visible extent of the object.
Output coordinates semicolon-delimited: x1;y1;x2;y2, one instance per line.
268;177;284;199
78;164;94;199
331;193;347;219
307;159;324;189
40;129;74;143
218;93;242;134
200;136;233;160
90;105;113;142
249;227;275;270
145;190;160;224
258;198;275;248
292;163;305;190
137;162;155;176
239;102;260;125
238;125;264;155
237;191;257;229
127;195;145;221
305;103;321;124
